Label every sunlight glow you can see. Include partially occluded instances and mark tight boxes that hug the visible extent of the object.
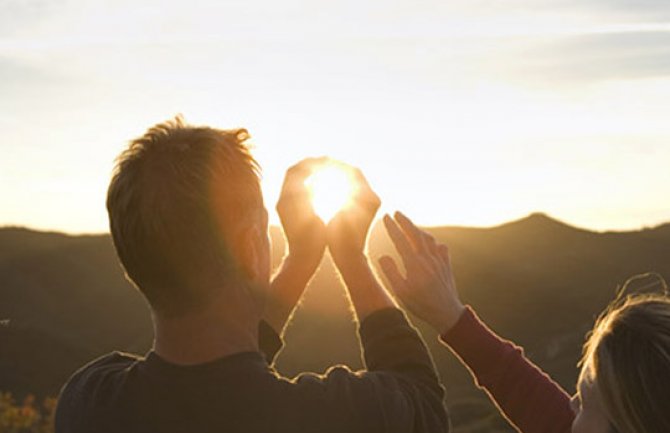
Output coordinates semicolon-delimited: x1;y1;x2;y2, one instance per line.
3;1;670;233
305;163;357;222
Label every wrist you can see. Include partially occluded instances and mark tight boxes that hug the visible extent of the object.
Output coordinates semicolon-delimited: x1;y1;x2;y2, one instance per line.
434;302;466;335
331;252;369;278
335;258;397;321
265;255;320;334
282;254;320;283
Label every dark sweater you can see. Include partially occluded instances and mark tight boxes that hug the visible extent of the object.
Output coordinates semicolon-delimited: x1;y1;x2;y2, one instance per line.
55;308;449;433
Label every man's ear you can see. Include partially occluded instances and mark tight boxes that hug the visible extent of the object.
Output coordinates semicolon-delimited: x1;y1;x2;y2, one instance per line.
236;225;262;280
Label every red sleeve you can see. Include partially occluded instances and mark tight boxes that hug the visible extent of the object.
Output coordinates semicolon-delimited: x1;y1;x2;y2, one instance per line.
440;306;574;433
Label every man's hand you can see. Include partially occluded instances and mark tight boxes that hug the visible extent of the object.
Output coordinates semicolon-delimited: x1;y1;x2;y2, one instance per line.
327;165;396;320
264;158;327;334
379;212;465;334
277;158;328;274
327;167;381;271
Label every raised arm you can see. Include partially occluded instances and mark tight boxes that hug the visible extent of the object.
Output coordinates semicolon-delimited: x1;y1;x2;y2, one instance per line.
379;212;574;433
263;158;327;337
314;166;449;432
261;164;449;432
327;166;396;320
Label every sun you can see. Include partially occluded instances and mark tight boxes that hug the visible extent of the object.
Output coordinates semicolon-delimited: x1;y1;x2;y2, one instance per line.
305;162;357;222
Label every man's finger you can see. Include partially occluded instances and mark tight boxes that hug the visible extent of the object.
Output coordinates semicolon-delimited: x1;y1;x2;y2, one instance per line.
277;158;331;216
378;256;409;295
349;167;381;212
282;157;330;192
286;157;329;178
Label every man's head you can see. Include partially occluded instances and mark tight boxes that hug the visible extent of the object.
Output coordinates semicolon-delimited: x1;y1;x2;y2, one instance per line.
107;117;270;318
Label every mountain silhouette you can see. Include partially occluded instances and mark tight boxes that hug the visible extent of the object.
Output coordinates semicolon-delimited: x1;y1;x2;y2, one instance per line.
1;215;669;432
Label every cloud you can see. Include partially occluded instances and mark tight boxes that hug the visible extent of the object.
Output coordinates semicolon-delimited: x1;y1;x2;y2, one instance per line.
0;0;67;37
0;56;66;107
459;0;670;22
577;0;670;21
491;31;670;85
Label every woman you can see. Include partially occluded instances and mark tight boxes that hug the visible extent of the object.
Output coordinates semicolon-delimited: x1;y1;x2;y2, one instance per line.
379;212;670;433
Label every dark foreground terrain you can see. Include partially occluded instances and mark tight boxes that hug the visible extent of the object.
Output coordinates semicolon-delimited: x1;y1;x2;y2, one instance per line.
2;213;669;432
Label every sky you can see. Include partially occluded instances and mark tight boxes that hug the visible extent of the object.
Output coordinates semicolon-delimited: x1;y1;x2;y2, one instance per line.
1;0;670;234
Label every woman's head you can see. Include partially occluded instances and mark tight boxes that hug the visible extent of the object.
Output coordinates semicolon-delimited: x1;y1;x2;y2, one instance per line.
572;275;670;433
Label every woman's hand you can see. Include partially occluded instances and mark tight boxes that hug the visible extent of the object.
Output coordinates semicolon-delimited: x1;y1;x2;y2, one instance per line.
379;211;465;334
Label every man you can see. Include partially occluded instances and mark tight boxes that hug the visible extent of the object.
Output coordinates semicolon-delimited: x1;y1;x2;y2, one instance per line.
55;117;449;433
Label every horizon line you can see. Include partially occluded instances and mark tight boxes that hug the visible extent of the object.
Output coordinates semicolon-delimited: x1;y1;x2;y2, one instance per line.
2;212;668;237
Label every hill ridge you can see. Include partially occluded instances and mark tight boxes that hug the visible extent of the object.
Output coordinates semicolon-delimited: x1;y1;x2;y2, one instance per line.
3;212;669;237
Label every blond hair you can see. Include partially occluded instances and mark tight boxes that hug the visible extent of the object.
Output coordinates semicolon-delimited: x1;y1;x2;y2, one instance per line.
107;116;261;317
581;273;670;433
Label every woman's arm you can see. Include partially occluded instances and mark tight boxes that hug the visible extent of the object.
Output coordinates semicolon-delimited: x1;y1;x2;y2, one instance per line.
379;212;573;433
441;306;573;433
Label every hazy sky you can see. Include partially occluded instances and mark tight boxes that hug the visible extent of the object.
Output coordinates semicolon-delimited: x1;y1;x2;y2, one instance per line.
2;0;669;233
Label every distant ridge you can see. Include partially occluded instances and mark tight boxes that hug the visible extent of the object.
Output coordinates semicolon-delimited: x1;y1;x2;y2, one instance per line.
486;212;594;242
647;222;670;238
418;212;670;238
3;211;668;237
496;212;579;230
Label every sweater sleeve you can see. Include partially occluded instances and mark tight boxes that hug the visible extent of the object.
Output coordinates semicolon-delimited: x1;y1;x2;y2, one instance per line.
284;307;450;433
359;308;445;399
258;320;283;365
440;306;574;433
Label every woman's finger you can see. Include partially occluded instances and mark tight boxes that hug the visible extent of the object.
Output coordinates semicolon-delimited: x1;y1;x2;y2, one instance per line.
395;211;430;255
383;214;419;266
379;255;409;297
437;244;455;281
